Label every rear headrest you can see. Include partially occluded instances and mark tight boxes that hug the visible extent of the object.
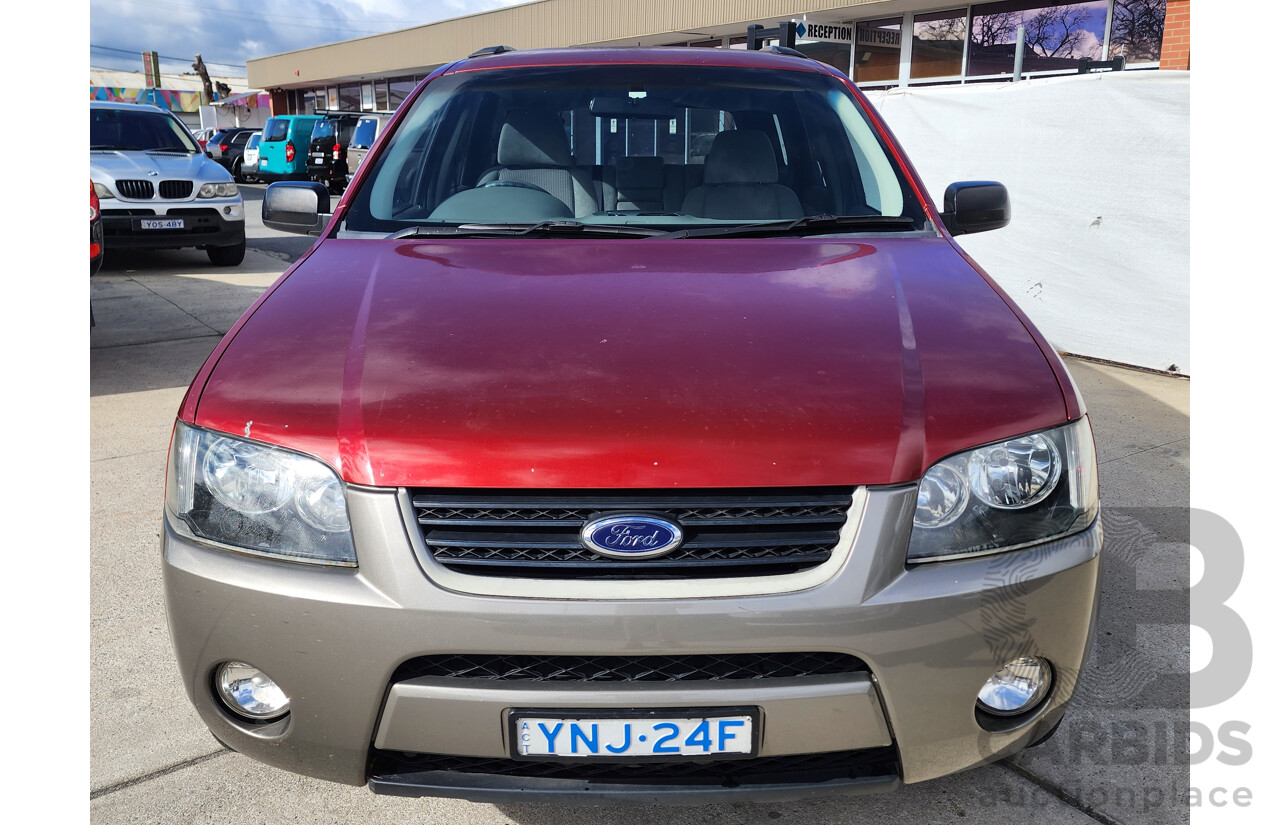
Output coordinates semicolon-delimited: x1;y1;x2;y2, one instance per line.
615;156;664;186
703;130;779;184
496;111;572;167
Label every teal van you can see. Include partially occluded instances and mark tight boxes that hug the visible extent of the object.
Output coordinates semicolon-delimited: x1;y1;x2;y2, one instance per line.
257;115;324;181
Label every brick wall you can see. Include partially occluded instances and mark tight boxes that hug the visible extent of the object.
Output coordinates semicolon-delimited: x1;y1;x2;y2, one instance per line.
1160;0;1190;70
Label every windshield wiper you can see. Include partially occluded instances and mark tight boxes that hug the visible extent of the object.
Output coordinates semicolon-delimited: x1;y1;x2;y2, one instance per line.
390;220;666;239
650;214;920;239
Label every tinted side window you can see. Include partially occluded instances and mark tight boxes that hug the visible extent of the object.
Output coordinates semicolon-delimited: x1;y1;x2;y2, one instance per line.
232;132;251;145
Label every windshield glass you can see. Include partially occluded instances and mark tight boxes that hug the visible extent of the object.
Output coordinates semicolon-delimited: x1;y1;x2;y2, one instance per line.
342;63;929;237
90;107;198;153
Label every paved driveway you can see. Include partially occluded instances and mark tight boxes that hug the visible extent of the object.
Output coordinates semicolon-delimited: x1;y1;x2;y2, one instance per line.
90;245;1189;824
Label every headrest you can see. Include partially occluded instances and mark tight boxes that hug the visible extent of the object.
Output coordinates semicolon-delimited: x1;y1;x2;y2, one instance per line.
703;130;779;184
615;156;664;186
496;111;572;167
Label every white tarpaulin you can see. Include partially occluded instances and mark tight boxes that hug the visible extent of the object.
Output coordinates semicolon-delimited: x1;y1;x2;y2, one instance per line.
864;71;1190;373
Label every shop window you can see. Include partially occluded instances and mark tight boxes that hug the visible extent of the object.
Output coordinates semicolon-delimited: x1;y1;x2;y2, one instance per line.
389;79;416;110
339;84;361;111
327;87;339;110
911;9;967;79
302;90;318;114
853;18;903;84
795;39;852;77
1108;0;1166;63
968;0;1109;77
361;83;374;111
375;81;390;111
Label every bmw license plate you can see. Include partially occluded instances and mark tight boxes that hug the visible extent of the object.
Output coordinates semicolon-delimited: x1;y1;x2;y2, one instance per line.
510;708;757;759
140;218;184;230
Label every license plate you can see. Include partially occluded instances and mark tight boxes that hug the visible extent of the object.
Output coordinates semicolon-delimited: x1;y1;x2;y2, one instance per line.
140;218;184;230
510;708;757;759
312;153;325;159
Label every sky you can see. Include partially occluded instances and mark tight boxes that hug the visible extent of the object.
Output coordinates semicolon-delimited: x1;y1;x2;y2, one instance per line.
89;0;531;79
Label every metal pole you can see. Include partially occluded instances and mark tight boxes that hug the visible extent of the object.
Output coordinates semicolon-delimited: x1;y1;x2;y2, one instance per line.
1012;25;1026;81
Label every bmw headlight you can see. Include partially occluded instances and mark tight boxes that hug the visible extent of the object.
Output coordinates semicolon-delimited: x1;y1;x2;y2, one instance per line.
198;182;239;198
93;182;115;200
165;421;356;566
908;417;1098;562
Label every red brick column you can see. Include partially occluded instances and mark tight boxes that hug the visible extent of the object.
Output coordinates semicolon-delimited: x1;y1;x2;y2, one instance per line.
1160;0;1190;70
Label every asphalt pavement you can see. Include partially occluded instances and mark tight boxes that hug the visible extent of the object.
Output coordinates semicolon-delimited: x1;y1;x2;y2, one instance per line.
89;205;1190;824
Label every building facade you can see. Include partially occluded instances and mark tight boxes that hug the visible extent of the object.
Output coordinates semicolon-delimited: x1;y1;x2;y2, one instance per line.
248;1;1187;117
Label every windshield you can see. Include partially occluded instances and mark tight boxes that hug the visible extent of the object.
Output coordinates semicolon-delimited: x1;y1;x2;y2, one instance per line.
90;107;198;153
341;63;929;237
312;119;337;140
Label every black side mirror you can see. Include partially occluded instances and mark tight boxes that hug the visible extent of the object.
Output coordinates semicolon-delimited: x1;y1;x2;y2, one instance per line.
262;181;331;236
941;182;1011;236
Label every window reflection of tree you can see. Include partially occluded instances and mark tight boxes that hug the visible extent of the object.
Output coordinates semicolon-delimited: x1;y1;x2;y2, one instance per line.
972;4;1102;60
1109;0;1167;62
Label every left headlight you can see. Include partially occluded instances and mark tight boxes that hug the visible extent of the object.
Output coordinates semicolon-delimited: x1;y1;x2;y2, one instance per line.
907;417;1098;563
165;421;356;566
198;182;239;198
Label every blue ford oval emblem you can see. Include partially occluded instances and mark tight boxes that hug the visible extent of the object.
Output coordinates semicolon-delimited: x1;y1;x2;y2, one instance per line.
581;514;683;559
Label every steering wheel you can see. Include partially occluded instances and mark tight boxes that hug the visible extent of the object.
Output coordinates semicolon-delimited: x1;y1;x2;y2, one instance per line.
478;180;551;195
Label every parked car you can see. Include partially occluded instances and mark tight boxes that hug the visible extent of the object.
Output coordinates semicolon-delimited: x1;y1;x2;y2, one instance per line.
90;179;104;275
192;127;216;151
345;113;392;184
165;47;1100;802
206;127;259;182
90;101;245;266
256;114;323;182
306;112;361;194
240;132;262;183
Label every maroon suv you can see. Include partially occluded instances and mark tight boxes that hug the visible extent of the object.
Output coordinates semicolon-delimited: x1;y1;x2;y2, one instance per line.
164;46;1100;802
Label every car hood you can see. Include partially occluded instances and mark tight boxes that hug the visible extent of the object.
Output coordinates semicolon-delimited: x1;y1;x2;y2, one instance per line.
90;150;225;182
194;237;1068;488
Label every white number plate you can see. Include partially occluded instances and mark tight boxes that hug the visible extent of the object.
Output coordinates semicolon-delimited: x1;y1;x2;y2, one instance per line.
511;711;755;759
140;218;184;230
312;153;326;159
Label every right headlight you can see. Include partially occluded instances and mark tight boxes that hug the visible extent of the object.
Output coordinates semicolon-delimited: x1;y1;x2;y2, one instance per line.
165;421;356;566
93;182;114;200
907;417;1098;563
198;182;239;198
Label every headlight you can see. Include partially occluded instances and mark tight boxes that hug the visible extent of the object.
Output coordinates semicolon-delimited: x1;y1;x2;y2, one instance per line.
93;182;114;199
198;182;239;198
165;421;356;566
907;417;1098;563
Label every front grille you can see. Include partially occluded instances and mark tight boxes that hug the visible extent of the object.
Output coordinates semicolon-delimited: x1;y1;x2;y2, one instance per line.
369;746;900;785
115;180;154;199
392;652;869;684
158;180;193;199
411;487;853;580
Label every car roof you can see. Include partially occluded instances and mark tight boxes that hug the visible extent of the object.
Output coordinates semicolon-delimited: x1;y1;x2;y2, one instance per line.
446;46;831;75
90;100;170;114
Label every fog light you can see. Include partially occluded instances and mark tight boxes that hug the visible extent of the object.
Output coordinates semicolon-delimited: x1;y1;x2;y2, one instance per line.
223;205;233;215
215;662;290;720
977;657;1051;716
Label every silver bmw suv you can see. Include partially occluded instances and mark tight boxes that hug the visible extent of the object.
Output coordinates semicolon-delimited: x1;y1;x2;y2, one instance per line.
90;102;246;266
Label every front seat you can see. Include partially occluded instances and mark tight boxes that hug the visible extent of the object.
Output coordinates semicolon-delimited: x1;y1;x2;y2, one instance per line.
477;111;598;217
681;130;804;220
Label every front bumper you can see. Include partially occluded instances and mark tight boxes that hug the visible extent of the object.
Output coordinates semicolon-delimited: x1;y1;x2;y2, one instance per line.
162;485;1102;800
101;198;244;250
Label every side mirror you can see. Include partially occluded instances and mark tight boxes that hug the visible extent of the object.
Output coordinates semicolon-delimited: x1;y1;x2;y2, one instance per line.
262;181;331;236
940;181;1010;236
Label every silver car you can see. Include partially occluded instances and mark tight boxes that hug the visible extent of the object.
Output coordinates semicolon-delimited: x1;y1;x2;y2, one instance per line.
90;102;246;266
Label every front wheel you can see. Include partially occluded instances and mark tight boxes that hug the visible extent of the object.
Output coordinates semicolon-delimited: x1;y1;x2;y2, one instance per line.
207;239;246;267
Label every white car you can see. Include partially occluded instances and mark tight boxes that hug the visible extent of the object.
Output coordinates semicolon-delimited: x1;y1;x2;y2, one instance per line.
241;132;262;183
90;102;246;266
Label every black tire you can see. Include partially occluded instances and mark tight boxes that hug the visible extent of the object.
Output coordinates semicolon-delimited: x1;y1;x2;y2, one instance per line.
232;160;243;182
207;239;246;267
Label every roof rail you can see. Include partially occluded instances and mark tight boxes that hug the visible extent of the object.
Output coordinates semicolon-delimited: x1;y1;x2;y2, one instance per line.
746;22;798;51
468;45;517;58
768;45;811;60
